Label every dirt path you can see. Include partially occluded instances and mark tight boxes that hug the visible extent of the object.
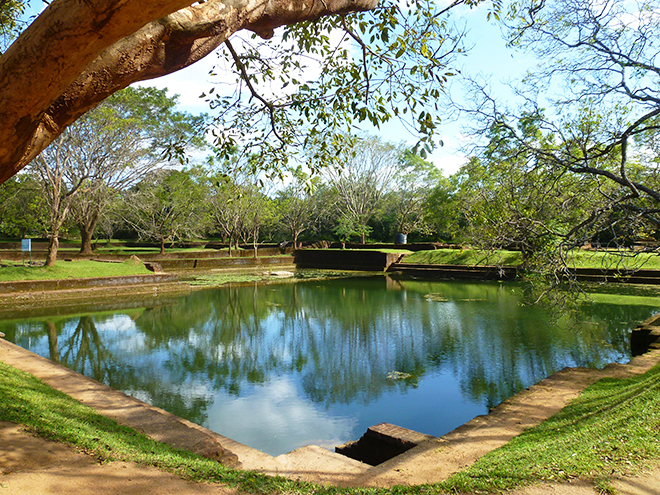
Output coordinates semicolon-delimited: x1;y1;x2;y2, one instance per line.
0;422;237;495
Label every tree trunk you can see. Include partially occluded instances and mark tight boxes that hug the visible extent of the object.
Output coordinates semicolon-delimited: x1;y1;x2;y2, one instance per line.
361;231;366;244
78;213;99;254
79;223;96;255
46;234;59;267
160;238;166;255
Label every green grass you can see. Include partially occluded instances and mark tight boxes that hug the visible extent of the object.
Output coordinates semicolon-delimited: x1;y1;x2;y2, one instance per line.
2;355;660;494
436;362;660;493
404;248;523;266
0;259;152;282
404;248;660;270
564;250;660;270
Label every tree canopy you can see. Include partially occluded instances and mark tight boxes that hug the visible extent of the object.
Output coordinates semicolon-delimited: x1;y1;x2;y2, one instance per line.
455;0;660;271
0;0;498;185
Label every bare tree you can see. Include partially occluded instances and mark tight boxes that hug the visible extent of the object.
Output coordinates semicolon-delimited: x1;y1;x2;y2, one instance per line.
325;136;400;243
456;0;660;270
122;169;209;254
32;134;88;266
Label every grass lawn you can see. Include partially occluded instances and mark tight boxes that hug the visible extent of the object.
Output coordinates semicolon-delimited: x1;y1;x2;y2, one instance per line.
0;259;152;282
1;357;659;494
565;249;660;270
438;362;660;494
404;248;523;266
404;248;660;270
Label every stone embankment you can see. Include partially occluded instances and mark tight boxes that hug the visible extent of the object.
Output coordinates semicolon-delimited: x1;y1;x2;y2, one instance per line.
0;273;191;318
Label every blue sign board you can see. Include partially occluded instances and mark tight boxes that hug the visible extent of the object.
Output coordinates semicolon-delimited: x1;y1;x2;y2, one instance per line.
21;238;31;252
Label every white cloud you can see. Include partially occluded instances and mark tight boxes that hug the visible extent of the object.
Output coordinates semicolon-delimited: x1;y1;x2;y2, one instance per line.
206;375;358;455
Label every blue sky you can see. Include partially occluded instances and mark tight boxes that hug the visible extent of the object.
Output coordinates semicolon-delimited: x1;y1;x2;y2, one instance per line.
133;2;536;178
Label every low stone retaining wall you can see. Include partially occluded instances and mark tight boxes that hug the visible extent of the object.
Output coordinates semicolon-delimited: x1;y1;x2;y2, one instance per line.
154;255;295;270
388;263;518;280
631;312;660;355
0;247;292;262
294;249;403;271
0;273;179;294
388;263;660;284
565;267;660;284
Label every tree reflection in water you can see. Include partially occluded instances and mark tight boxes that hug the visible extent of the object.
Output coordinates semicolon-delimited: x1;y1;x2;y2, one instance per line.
1;276;657;455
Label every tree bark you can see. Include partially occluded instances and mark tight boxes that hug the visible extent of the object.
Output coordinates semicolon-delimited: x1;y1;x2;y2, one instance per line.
0;0;378;185
46;233;59;267
79;220;97;255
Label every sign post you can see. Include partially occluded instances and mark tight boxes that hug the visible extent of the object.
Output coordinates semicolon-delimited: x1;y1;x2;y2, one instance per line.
21;238;32;266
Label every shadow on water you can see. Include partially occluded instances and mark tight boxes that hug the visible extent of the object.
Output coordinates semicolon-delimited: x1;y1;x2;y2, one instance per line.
1;275;658;455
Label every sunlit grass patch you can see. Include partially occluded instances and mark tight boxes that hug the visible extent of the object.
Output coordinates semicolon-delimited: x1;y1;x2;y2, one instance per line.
436;363;660;493
0;259;152;282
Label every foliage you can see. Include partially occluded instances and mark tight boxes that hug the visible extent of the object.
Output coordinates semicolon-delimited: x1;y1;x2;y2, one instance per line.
0;173;48;238
205;151;279;254
275;169;324;248
121;168;209;254
204;0;501;179
0;0;25;52
334;214;369;246
24;85;205;262
458;0;660;274
454;115;594;263
384;150;443;237
65;86;206;253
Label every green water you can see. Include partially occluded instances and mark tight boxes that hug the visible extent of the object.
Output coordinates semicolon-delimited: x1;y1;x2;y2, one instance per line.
2;276;658;456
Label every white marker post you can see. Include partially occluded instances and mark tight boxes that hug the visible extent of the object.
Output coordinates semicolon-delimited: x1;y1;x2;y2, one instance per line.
21;238;32;266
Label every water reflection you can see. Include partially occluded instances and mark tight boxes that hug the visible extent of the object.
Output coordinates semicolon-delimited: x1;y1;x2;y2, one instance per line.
1;276;657;455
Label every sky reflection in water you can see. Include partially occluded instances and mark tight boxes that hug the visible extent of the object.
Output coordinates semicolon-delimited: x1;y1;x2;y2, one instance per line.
2;276;658;456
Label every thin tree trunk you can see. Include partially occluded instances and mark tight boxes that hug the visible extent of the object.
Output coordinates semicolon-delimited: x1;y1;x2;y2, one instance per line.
160;238;166;255
46;233;59;266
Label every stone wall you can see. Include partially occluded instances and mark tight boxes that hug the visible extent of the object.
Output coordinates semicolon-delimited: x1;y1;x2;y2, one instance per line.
294;249;402;271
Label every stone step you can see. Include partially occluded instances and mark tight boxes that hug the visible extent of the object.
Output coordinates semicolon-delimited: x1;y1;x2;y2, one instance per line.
276;445;371;485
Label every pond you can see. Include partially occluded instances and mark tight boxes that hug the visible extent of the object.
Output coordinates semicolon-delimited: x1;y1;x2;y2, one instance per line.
1;275;658;456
